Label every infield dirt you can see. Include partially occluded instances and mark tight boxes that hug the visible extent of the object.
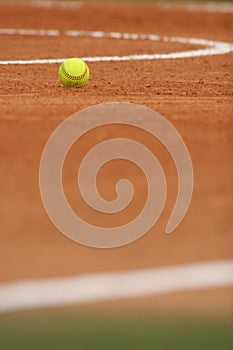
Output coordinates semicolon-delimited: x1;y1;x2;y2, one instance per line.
0;1;232;316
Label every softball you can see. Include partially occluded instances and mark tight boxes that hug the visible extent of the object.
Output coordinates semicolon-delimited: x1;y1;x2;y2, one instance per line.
58;58;90;88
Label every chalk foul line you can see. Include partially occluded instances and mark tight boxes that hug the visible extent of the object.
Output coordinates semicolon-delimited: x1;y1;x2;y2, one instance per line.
0;260;232;314
159;2;233;14
7;1;233;13
0;29;232;64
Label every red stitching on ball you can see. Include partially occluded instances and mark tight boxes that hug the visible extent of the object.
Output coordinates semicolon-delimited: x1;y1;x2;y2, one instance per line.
61;62;88;81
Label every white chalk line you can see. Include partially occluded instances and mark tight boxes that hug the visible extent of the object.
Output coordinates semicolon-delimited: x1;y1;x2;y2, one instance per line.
0;260;232;314
5;0;84;9
31;0;82;9
6;1;233;13
159;2;233;14
0;29;232;64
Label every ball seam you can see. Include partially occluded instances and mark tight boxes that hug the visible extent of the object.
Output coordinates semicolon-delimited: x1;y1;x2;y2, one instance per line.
61;61;88;81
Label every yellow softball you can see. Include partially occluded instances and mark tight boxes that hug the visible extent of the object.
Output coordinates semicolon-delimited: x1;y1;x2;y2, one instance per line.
58;58;90;88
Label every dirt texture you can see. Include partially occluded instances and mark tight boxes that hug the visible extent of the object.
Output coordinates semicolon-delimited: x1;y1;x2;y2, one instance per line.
0;1;232;316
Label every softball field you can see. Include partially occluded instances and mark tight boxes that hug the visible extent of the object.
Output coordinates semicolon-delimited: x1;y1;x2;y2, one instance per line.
0;1;233;349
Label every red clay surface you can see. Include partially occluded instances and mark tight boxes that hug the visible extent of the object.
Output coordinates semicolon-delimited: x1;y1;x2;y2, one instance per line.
0;1;232;315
